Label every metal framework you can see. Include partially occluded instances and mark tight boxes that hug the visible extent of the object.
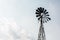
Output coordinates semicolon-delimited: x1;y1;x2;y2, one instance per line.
35;7;51;40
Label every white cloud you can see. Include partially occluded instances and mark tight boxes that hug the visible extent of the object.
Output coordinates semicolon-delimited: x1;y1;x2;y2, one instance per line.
0;16;32;40
0;16;19;40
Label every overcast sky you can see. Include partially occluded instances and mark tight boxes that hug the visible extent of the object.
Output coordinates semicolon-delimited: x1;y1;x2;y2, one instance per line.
0;0;60;40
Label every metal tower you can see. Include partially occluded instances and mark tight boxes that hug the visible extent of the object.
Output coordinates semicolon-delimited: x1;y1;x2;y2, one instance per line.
35;7;51;40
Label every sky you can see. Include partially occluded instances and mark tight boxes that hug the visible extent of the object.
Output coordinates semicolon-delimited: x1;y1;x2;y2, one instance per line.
0;0;60;40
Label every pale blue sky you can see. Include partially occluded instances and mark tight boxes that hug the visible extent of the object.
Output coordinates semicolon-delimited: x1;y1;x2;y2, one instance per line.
0;0;60;40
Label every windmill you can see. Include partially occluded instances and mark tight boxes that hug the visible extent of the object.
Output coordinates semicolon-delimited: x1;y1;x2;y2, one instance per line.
35;7;51;40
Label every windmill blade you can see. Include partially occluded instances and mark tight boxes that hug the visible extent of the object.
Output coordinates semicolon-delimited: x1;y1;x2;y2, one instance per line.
44;9;47;13
36;10;39;12
42;8;44;11
46;15;49;16
35;12;39;14
38;16;42;20
47;18;49;21
38;17;40;20
45;12;48;14
40;7;42;9
48;17;51;20
36;14;40;17
38;18;40;20
39;7;42;11
47;17;51;20
38;8;40;11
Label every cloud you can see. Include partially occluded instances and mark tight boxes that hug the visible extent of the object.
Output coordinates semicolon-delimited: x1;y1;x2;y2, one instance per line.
0;16;20;40
0;16;32;40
